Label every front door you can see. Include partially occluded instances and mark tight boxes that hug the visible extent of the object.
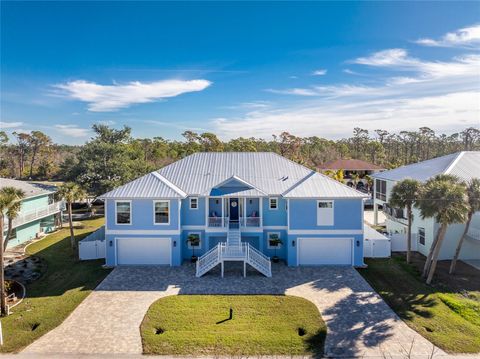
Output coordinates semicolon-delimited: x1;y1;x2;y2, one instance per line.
229;198;239;221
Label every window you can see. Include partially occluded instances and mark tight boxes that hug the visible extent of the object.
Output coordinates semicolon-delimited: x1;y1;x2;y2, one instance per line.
418;227;425;245
269;197;278;210
116;201;131;225
375;179;387;201
154;200;170;224
267;232;282;249
317;200;334;226
190;197;198;210
187;232;201;249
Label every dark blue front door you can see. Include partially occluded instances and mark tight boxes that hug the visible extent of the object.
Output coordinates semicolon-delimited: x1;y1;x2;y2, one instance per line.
229;198;239;221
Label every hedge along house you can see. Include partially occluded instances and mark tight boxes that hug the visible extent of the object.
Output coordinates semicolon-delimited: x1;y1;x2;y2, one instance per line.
372;151;480;261
1;178;64;248
100;152;368;276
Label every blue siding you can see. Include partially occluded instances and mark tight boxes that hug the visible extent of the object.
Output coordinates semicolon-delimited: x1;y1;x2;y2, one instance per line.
289;199;363;230
263;197;287;226
182;230;207;259
106;199;180;230
181;197;205;225
263;230;288;260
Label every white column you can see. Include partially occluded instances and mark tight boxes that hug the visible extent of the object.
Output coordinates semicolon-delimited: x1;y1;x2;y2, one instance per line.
243;198;247;226
206;196;209;227
221;197;225;228
259;197;263;227
374;203;378;226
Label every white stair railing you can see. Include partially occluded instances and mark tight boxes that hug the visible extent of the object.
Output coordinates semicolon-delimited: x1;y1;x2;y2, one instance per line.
195;244;221;277
246;244;272;277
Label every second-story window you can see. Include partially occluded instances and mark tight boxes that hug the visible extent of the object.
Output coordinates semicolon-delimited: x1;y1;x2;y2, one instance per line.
418;227;425;245
317;200;334;226
375;179;387;201
116;201;131;225
154;200;170;224
269;197;278;210
190;197;198;210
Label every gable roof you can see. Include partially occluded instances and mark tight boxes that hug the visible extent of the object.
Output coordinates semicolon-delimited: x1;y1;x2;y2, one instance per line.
0;178;57;199
372;151;480;183
101;152;367;199
319;158;385;171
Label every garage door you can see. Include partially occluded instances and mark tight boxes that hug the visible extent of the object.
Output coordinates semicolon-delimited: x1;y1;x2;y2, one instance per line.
117;237;171;265
298;238;352;265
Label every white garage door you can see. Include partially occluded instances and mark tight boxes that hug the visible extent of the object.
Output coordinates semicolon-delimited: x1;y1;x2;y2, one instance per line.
298;238;352;265
117;237;171;265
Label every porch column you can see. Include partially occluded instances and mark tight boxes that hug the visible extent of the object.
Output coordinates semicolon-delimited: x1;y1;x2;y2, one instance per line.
374;203;378;226
259;197;263;227
243;198;247;226
206;196;209;227
221;197;225;228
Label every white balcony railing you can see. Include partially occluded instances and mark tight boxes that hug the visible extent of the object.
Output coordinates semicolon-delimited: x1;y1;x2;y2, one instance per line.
6;202;64;229
208;216;262;228
466;227;480;241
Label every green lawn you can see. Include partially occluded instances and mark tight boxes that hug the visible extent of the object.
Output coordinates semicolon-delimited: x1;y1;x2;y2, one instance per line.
1;218;111;353
141;295;326;356
358;257;480;353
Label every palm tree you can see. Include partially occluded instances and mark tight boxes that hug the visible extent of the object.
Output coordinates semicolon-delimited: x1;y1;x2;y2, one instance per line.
449;178;480;274
389;179;421;264
324;169;344;183
364;175;374;193
0;186;25;316
350;172;360;188
58;182;86;254
416;175;468;284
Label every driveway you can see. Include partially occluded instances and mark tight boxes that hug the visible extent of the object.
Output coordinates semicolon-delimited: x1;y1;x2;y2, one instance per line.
23;264;444;358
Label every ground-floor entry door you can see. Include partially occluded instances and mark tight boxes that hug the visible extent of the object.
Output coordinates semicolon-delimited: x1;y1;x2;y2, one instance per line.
116;237;171;265
298;237;353;265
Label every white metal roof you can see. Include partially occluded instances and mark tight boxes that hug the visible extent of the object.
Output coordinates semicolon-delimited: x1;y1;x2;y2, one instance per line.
372;152;480;183
101;152;366;199
0;178;57;199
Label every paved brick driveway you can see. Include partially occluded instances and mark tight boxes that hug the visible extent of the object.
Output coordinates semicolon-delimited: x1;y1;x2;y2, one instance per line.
23;263;444;357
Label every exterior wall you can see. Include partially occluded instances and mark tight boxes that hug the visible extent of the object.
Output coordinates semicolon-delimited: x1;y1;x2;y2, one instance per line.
289;198;363;230
106;198;180;231
181;197;206;226
20;194;50;213
182;229;207;259
263;229;288;259
263;197;287;226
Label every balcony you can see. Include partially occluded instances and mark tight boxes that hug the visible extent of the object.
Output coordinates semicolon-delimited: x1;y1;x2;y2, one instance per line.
7;202;64;229
466;227;480;241
207;216;262;228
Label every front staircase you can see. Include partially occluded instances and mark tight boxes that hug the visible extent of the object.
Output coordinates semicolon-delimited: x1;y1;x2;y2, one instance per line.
196;224;272;277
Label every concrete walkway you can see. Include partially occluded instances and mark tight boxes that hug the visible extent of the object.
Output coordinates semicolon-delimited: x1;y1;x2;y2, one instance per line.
23;264;445;358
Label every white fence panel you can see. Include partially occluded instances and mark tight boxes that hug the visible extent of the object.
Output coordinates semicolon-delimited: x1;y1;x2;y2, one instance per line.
79;226;106;260
364;239;391;258
390;233;417;252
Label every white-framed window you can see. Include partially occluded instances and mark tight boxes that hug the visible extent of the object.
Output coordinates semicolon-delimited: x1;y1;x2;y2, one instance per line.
267;232;282;249
154;200;170;225
115;201;131;225
418;227;425;246
190;197;198;210
317;200;334;226
187;232;201;249
269;197;278;210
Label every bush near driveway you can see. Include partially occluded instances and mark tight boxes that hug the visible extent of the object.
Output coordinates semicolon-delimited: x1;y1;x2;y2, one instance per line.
141;295;326;356
0;218;111;353
358;255;480;353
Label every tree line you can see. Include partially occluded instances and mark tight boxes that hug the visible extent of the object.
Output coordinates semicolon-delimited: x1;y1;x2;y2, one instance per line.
0;125;479;196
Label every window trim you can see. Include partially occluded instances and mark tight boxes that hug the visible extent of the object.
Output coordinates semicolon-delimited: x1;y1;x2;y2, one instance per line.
267;232;282;249
190;197;199;210
316;200;334;226
153;200;170;226
269;197;278;210
187;232;202;249
418;227;426;246
115;200;132;226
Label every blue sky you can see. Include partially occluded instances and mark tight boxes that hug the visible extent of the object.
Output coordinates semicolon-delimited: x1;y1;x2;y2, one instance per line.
1;1;479;144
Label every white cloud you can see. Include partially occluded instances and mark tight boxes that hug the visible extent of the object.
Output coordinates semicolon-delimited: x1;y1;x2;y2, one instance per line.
54;79;212;112
55;124;90;138
266;88;318;96
312;69;327;76
0;121;24;129
213;48;480;139
416;24;480;48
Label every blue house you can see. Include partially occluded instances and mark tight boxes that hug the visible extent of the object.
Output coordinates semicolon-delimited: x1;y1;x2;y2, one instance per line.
1;178;63;248
100;152;367;276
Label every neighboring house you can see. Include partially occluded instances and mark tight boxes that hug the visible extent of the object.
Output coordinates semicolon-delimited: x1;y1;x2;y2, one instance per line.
100;152;367;274
372;151;480;261
1;179;64;248
319;158;384;190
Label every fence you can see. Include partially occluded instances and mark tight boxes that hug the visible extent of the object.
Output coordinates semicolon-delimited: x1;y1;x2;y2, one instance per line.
79;226;106;260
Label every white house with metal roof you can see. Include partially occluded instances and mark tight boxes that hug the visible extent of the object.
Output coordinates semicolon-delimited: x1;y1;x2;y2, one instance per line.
372;151;480;261
99;152;368;276
1;178;64;248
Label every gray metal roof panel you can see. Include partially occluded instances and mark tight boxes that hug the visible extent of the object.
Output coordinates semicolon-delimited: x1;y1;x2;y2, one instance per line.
372;152;480;183
0;178;56;199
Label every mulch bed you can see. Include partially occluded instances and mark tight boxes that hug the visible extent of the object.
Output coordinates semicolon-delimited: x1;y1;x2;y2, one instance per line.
394;252;480;293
